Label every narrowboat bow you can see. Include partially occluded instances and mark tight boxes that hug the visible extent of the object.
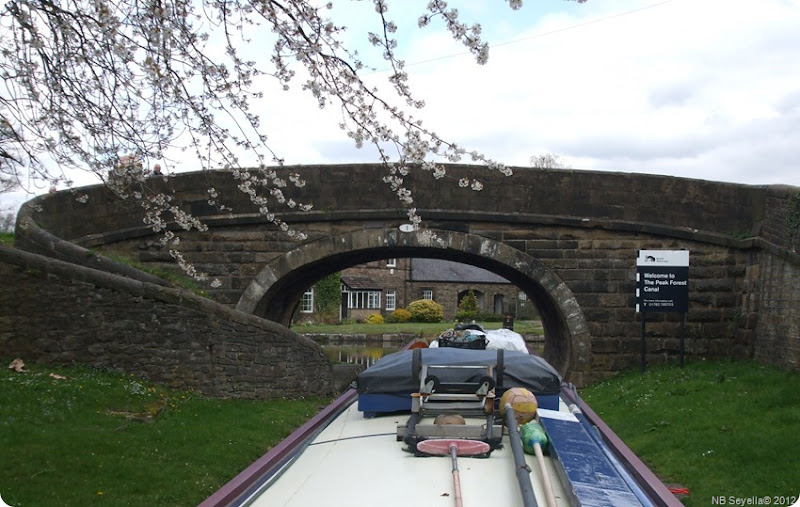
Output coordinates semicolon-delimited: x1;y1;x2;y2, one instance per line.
201;342;682;507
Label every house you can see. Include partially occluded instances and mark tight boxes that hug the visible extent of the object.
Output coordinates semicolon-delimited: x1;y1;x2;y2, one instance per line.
295;258;534;323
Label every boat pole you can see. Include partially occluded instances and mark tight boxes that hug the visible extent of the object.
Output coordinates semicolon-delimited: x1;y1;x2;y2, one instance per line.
416;439;490;507
522;421;558;507
504;404;539;507
449;444;464;507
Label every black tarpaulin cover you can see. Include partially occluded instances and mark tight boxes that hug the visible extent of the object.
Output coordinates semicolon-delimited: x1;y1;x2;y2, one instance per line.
356;348;562;396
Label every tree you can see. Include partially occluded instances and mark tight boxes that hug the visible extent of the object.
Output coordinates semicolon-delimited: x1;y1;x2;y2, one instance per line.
530;153;567;169
1;119;21;230
1;118;21;196
0;212;13;232
455;289;479;321
1;0;584;281
314;272;341;322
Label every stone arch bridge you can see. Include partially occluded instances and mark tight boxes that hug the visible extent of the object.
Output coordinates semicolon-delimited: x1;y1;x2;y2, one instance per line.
15;164;800;385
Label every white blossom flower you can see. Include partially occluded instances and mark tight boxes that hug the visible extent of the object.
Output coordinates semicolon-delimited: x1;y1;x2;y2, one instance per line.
2;0;525;284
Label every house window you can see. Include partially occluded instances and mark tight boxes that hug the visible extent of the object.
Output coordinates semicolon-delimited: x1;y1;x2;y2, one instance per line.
386;290;396;311
423;289;433;300
348;290;381;309
387;258;397;268
368;291;380;309
301;289;314;313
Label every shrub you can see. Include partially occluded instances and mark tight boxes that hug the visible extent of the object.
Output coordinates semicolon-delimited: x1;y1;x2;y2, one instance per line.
315;272;341;319
407;299;444;323
454;289;479;321
364;313;384;324
386;308;413;323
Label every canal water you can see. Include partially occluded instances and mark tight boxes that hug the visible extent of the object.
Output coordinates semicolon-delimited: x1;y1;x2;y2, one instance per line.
304;334;415;368
305;332;545;368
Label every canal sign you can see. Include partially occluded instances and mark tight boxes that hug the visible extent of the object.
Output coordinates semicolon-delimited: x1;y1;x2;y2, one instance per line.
635;249;690;371
636;250;689;313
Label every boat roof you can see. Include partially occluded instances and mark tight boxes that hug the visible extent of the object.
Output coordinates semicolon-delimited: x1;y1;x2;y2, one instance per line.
233;399;576;506
202;388;682;507
201;343;682;507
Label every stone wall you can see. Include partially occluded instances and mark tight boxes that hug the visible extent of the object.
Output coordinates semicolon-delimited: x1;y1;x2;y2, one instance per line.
404;281;521;320
742;251;800;370
15;164;795;307
15;165;771;243
0;246;333;398
758;186;800;253
502;224;753;383
11;164;800;384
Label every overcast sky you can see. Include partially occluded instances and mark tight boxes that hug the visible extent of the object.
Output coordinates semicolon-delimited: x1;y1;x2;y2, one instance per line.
3;0;799;213
287;0;800;187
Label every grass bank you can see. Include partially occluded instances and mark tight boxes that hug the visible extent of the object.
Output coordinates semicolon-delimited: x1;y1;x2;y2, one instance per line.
294;319;544;338
0;361;330;506
99;251;212;298
581;359;800;506
3;358;797;506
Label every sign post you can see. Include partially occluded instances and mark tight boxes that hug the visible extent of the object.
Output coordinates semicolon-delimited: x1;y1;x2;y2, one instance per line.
636;250;689;372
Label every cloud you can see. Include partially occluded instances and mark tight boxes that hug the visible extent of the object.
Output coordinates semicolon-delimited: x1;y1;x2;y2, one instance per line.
376;0;800;186
4;0;798;215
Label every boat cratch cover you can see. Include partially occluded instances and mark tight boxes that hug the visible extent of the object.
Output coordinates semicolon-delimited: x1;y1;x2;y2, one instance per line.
357;348;562;396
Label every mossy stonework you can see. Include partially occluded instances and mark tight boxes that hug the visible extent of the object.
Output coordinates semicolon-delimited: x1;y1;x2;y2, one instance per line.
9;164;800;387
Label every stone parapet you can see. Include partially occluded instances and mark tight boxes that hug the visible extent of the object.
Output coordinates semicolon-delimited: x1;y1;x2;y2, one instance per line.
0;246;333;399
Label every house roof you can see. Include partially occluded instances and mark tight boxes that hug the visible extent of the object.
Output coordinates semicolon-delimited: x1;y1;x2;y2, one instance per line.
341;275;380;290
410;259;511;283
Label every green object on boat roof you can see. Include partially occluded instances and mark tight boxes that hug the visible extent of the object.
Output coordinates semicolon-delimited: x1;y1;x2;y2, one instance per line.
520;421;548;455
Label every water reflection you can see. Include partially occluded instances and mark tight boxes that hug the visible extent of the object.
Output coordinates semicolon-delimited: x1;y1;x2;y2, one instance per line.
312;335;546;367
322;346;399;368
311;335;409;368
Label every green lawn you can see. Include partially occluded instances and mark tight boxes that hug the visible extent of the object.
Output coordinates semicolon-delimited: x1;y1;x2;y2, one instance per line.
294;319;544;338
0;361;330;506
581;359;800;506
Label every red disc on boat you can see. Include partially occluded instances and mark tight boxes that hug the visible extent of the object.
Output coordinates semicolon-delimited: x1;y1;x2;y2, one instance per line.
417;439;490;456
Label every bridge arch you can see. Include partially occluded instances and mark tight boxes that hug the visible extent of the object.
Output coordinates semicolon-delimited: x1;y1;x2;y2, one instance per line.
236;228;591;377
